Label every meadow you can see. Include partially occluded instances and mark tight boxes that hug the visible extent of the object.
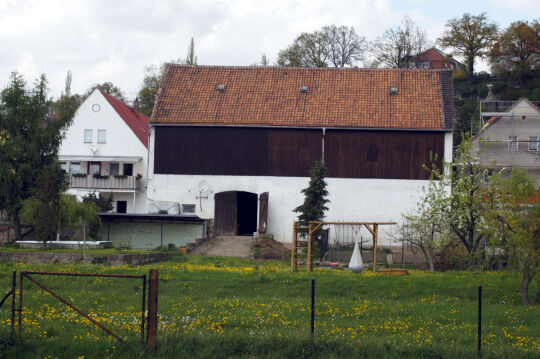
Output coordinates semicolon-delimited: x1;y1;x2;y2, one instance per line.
0;256;538;358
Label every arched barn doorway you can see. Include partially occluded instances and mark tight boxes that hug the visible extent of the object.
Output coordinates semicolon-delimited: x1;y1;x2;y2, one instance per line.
214;191;258;236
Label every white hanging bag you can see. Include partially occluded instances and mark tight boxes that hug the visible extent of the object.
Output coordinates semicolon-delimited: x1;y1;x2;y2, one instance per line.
348;238;364;273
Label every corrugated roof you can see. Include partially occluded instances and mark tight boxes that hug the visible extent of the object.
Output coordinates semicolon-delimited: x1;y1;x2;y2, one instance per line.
101;91;150;147
152;65;455;131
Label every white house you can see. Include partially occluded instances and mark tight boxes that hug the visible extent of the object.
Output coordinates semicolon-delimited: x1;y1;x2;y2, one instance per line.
59;89;149;213
146;65;455;244
474;98;540;184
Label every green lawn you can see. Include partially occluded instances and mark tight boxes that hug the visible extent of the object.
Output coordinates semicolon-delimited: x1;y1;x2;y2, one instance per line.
0;256;538;358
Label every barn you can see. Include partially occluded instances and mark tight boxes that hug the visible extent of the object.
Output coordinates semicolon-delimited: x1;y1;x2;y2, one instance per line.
146;65;454;244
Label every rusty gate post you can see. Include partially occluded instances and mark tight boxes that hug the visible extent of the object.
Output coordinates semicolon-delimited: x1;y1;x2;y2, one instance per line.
147;269;159;349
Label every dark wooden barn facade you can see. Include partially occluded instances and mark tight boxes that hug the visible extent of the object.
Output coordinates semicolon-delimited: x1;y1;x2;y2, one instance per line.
154;126;444;180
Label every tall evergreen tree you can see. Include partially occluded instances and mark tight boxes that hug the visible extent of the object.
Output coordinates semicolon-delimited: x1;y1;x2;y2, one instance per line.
185;37;198;65
294;160;330;232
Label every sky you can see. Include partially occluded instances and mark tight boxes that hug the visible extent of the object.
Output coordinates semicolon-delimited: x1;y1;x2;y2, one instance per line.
1;0;538;101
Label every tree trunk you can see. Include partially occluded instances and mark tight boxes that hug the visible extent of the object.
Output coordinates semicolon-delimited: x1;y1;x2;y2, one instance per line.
12;214;22;242
468;59;474;85
427;247;435;272
521;269;533;306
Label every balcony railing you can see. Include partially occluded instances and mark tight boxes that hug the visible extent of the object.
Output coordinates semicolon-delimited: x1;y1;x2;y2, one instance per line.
69;175;138;190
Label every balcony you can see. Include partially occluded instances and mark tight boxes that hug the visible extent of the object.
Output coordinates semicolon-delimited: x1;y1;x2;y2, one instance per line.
69;174;139;190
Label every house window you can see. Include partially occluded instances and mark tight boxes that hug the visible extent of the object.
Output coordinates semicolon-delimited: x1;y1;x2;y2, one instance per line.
60;162;67;173
366;146;379;162
529;136;538;151
70;162;81;174
109;163;119;176
123;163;133;176
88;162;101;175
182;204;196;214
97;129;106;143
508;136;518;151
116;201;127;214
84;129;93;143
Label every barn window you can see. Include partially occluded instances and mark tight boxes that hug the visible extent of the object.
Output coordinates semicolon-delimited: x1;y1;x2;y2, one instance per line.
366;146;379;162
182;204;196;214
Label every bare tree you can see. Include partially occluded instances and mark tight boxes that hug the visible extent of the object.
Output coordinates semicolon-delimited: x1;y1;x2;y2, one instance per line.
371;17;431;68
277;25;367;68
324;25;367;67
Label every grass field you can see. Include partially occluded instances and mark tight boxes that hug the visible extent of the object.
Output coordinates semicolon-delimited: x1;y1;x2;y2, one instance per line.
0;255;538;358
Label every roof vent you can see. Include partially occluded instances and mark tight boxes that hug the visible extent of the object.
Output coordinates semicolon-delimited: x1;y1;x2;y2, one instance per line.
390;87;398;94
217;84;226;92
300;85;308;93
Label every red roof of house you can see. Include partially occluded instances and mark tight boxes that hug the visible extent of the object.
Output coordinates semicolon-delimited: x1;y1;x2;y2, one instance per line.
152;65;455;131
411;48;462;70
100;91;150;148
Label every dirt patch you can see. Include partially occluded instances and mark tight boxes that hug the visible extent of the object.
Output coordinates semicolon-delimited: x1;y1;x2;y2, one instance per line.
252;236;289;260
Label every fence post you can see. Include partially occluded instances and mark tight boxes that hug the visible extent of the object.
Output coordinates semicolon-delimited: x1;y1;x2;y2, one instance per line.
141;274;147;345
11;271;15;336
17;271;23;338
477;286;482;357
311;278;315;338
147;269;159;349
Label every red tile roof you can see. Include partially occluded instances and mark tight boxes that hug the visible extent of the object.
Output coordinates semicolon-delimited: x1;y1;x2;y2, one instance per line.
101;91;150;148
408;48;462;70
152;65;454;130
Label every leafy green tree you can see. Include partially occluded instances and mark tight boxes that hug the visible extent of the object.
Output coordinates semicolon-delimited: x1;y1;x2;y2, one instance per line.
371;16;430;68
82;192;113;212
82;192;112;239
137;64;165;117
20;162;67;244
438;13;499;84
51;70;82;121
277;25;366;67
83;82;126;102
278;30;330;67
60;194;101;241
490;20;540;88
0;72;74;241
485;168;540;306
185;37;198;65
446;138;491;263
294;160;330;231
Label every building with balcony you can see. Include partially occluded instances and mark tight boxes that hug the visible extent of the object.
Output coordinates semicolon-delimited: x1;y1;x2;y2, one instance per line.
59;89;150;213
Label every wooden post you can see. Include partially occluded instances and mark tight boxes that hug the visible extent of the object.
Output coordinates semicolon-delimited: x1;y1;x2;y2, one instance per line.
147;269;159;349
372;224;378;272
291;222;298;272
307;222;314;273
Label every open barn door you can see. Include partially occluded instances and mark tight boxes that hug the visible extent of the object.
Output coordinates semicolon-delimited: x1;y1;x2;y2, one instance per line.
258;192;268;234
214;191;237;235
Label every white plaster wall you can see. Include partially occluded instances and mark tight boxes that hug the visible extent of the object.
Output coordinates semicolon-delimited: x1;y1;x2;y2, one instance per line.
59;90;148;213
147;173;430;245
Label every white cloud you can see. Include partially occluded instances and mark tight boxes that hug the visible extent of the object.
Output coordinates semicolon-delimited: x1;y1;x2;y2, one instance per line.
0;0;535;98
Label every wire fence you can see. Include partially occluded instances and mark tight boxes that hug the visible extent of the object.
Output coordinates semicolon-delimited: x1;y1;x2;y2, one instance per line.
1;271;539;356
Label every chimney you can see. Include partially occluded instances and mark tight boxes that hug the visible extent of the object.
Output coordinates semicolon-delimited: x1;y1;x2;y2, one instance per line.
133;97;139;114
